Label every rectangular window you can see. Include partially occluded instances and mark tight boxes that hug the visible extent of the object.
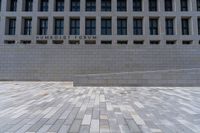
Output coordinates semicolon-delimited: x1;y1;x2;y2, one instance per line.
198;18;200;35
165;0;172;11
8;18;16;35
55;0;64;11
70;18;80;35
101;0;111;11
133;0;142;11
54;18;64;35
149;18;158;35
101;18;112;35
86;0;96;11
10;0;17;11
117;0;127;11
182;18;189;35
165;18;174;35
24;19;32;35
149;0;157;11
85;18;96;35
133;18;143;35
71;0;80;11
40;0;48;11
39;19;48;35
197;0;200;11
117;18;127;35
181;0;188;11
25;0;33;11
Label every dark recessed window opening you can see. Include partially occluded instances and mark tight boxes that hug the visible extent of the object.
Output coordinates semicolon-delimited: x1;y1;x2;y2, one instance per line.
117;40;128;44
133;40;144;44
150;40;160;44
101;40;112;44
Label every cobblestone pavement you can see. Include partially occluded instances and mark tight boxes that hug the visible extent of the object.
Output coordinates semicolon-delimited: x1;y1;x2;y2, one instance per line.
0;82;200;133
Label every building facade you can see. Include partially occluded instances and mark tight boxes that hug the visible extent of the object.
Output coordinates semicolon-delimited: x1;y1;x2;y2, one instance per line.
0;0;200;45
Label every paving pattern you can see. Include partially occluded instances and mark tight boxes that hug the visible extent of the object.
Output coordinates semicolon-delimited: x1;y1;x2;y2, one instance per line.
0;82;200;133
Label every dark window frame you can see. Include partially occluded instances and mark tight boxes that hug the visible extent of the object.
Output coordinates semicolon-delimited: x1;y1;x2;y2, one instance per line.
197;0;200;11
86;0;96;11
25;0;33;11
24;19;32;35
101;18;112;35
8;18;16;35
149;18;159;35
40;0;48;11
181;0;188;11
85;18;96;35
70;18;80;35
101;0;111;11
133;0;142;11
70;0;80;11
133;18;143;35
10;0;17;11
182;18;189;35
117;18;127;35
149;0;157;11
54;18;64;35
165;18;174;35
165;0;173;11
55;0;64;11
117;0;127;11
39;19;48;35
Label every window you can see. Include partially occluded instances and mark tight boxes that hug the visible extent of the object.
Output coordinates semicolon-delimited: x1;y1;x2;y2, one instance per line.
86;0;96;11
55;0;64;11
101;40;112;44
166;40;176;44
133;40;144;44
182;18;189;35
149;0;157;11
85;40;96;44
9;0;17;11
53;40;64;44
150;40;160;44
133;18;143;35
0;0;1;11
165;18;174;35
54;18;64;35
181;0;188;11
101;18;112;35
182;40;192;44
85;18;96;35
149;18;158;35
101;0;111;11
117;0;127;11
24;0;33;11
39;19;48;35
8;19;16;35
165;0;172;11
69;40;80;44
117;40;128;45
197;0;200;11
133;0;142;11
117;18;127;35
70;18;80;35
24;19;32;35
20;40;31;44
40;0;48;11
71;0;80;11
198;18;200;35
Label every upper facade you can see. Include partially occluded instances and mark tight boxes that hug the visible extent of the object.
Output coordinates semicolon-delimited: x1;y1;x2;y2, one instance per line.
0;0;200;45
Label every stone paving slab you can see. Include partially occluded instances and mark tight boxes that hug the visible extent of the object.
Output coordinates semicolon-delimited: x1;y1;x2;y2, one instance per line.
0;82;200;133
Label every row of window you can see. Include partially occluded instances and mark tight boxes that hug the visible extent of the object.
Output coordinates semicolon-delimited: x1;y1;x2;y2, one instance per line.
6;17;200;36
2;0;200;12
4;39;199;45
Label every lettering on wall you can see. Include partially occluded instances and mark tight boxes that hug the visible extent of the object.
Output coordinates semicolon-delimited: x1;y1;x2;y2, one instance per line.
36;35;97;40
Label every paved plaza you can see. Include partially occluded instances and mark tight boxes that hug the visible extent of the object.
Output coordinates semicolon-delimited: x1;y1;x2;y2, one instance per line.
0;82;200;133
